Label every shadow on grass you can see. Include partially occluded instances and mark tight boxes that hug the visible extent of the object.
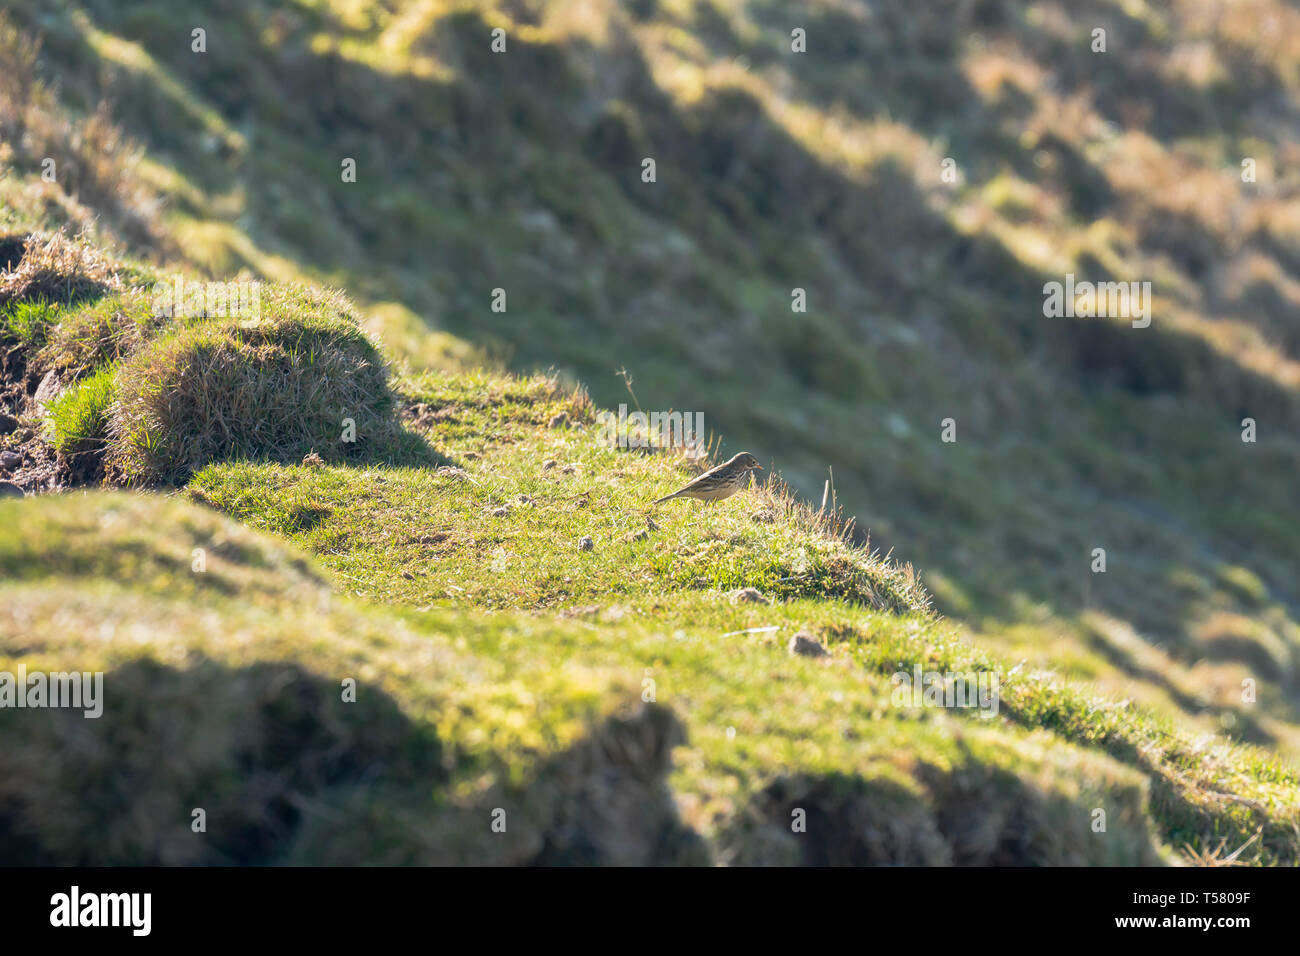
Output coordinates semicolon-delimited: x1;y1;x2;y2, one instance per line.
1080;617;1279;749
719;759;1167;866
0;657;707;865
0;656;444;865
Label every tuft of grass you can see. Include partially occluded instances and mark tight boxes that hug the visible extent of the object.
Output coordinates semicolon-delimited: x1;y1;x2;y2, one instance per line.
0;298;60;349
0;230;122;308
34;290;166;381
46;365;115;457
106;284;396;485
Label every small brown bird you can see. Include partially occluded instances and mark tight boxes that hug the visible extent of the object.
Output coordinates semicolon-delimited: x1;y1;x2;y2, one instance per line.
652;452;762;505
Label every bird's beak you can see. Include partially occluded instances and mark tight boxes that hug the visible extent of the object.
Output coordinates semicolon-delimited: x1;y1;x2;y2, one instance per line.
754;463;763;469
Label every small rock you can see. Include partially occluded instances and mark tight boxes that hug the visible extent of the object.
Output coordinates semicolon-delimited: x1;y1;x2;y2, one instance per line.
0;450;21;472
435;466;470;480
788;632;829;658
301;451;325;468
0;412;17;435
548;411;570;428
400;570;415;580
750;510;776;524
578;536;594;552
0;481;23;498
33;370;63;413
729;587;770;605
542;459;558;471
491;506;510;517
561;463;579;475
624;528;649;543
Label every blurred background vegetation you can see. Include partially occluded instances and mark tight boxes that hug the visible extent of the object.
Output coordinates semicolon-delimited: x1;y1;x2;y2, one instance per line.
3;0;1299;760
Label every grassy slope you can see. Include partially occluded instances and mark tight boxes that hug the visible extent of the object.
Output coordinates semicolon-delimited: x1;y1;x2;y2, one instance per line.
3;366;1298;864
2;2;1299;864
3;0;1299;763
0;236;1294;863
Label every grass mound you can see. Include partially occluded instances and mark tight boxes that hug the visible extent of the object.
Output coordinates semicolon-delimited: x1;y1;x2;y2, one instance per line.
720;749;1163;867
1;246;409;491
0;493;711;865
190;369;928;614
0;493;327;602
106;284;395;484
646;479;929;613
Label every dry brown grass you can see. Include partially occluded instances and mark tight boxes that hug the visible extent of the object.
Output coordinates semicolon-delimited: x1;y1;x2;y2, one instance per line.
0;12;161;249
0;230;123;307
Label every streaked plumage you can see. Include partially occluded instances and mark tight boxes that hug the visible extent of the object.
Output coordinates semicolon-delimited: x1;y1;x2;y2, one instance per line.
652;452;762;505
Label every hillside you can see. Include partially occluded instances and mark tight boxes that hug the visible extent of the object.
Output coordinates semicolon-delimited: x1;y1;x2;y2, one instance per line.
2;1;1299;865
0;233;1297;864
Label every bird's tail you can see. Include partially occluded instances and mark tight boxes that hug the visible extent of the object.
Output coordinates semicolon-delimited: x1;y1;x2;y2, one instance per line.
651;491;682;505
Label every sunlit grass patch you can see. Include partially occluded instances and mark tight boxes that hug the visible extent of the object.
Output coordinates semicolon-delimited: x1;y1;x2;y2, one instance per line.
46;364;114;457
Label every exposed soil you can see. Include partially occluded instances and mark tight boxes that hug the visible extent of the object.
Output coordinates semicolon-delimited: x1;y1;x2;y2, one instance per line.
0;335;77;496
0;232;109;496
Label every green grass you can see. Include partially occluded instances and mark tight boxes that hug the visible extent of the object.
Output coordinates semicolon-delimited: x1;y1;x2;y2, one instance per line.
5;384;1299;863
45;364;115;456
4;302;1299;862
104;284;399;484
1;0;1293;749
0;491;1168;865
0;299;60;349
0;257;1294;863
181;368;1298;865
34;291;164;381
4;1;1300;865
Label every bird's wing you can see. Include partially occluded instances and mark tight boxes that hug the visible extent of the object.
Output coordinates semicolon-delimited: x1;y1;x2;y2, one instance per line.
652;461;732;503
686;461;727;486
